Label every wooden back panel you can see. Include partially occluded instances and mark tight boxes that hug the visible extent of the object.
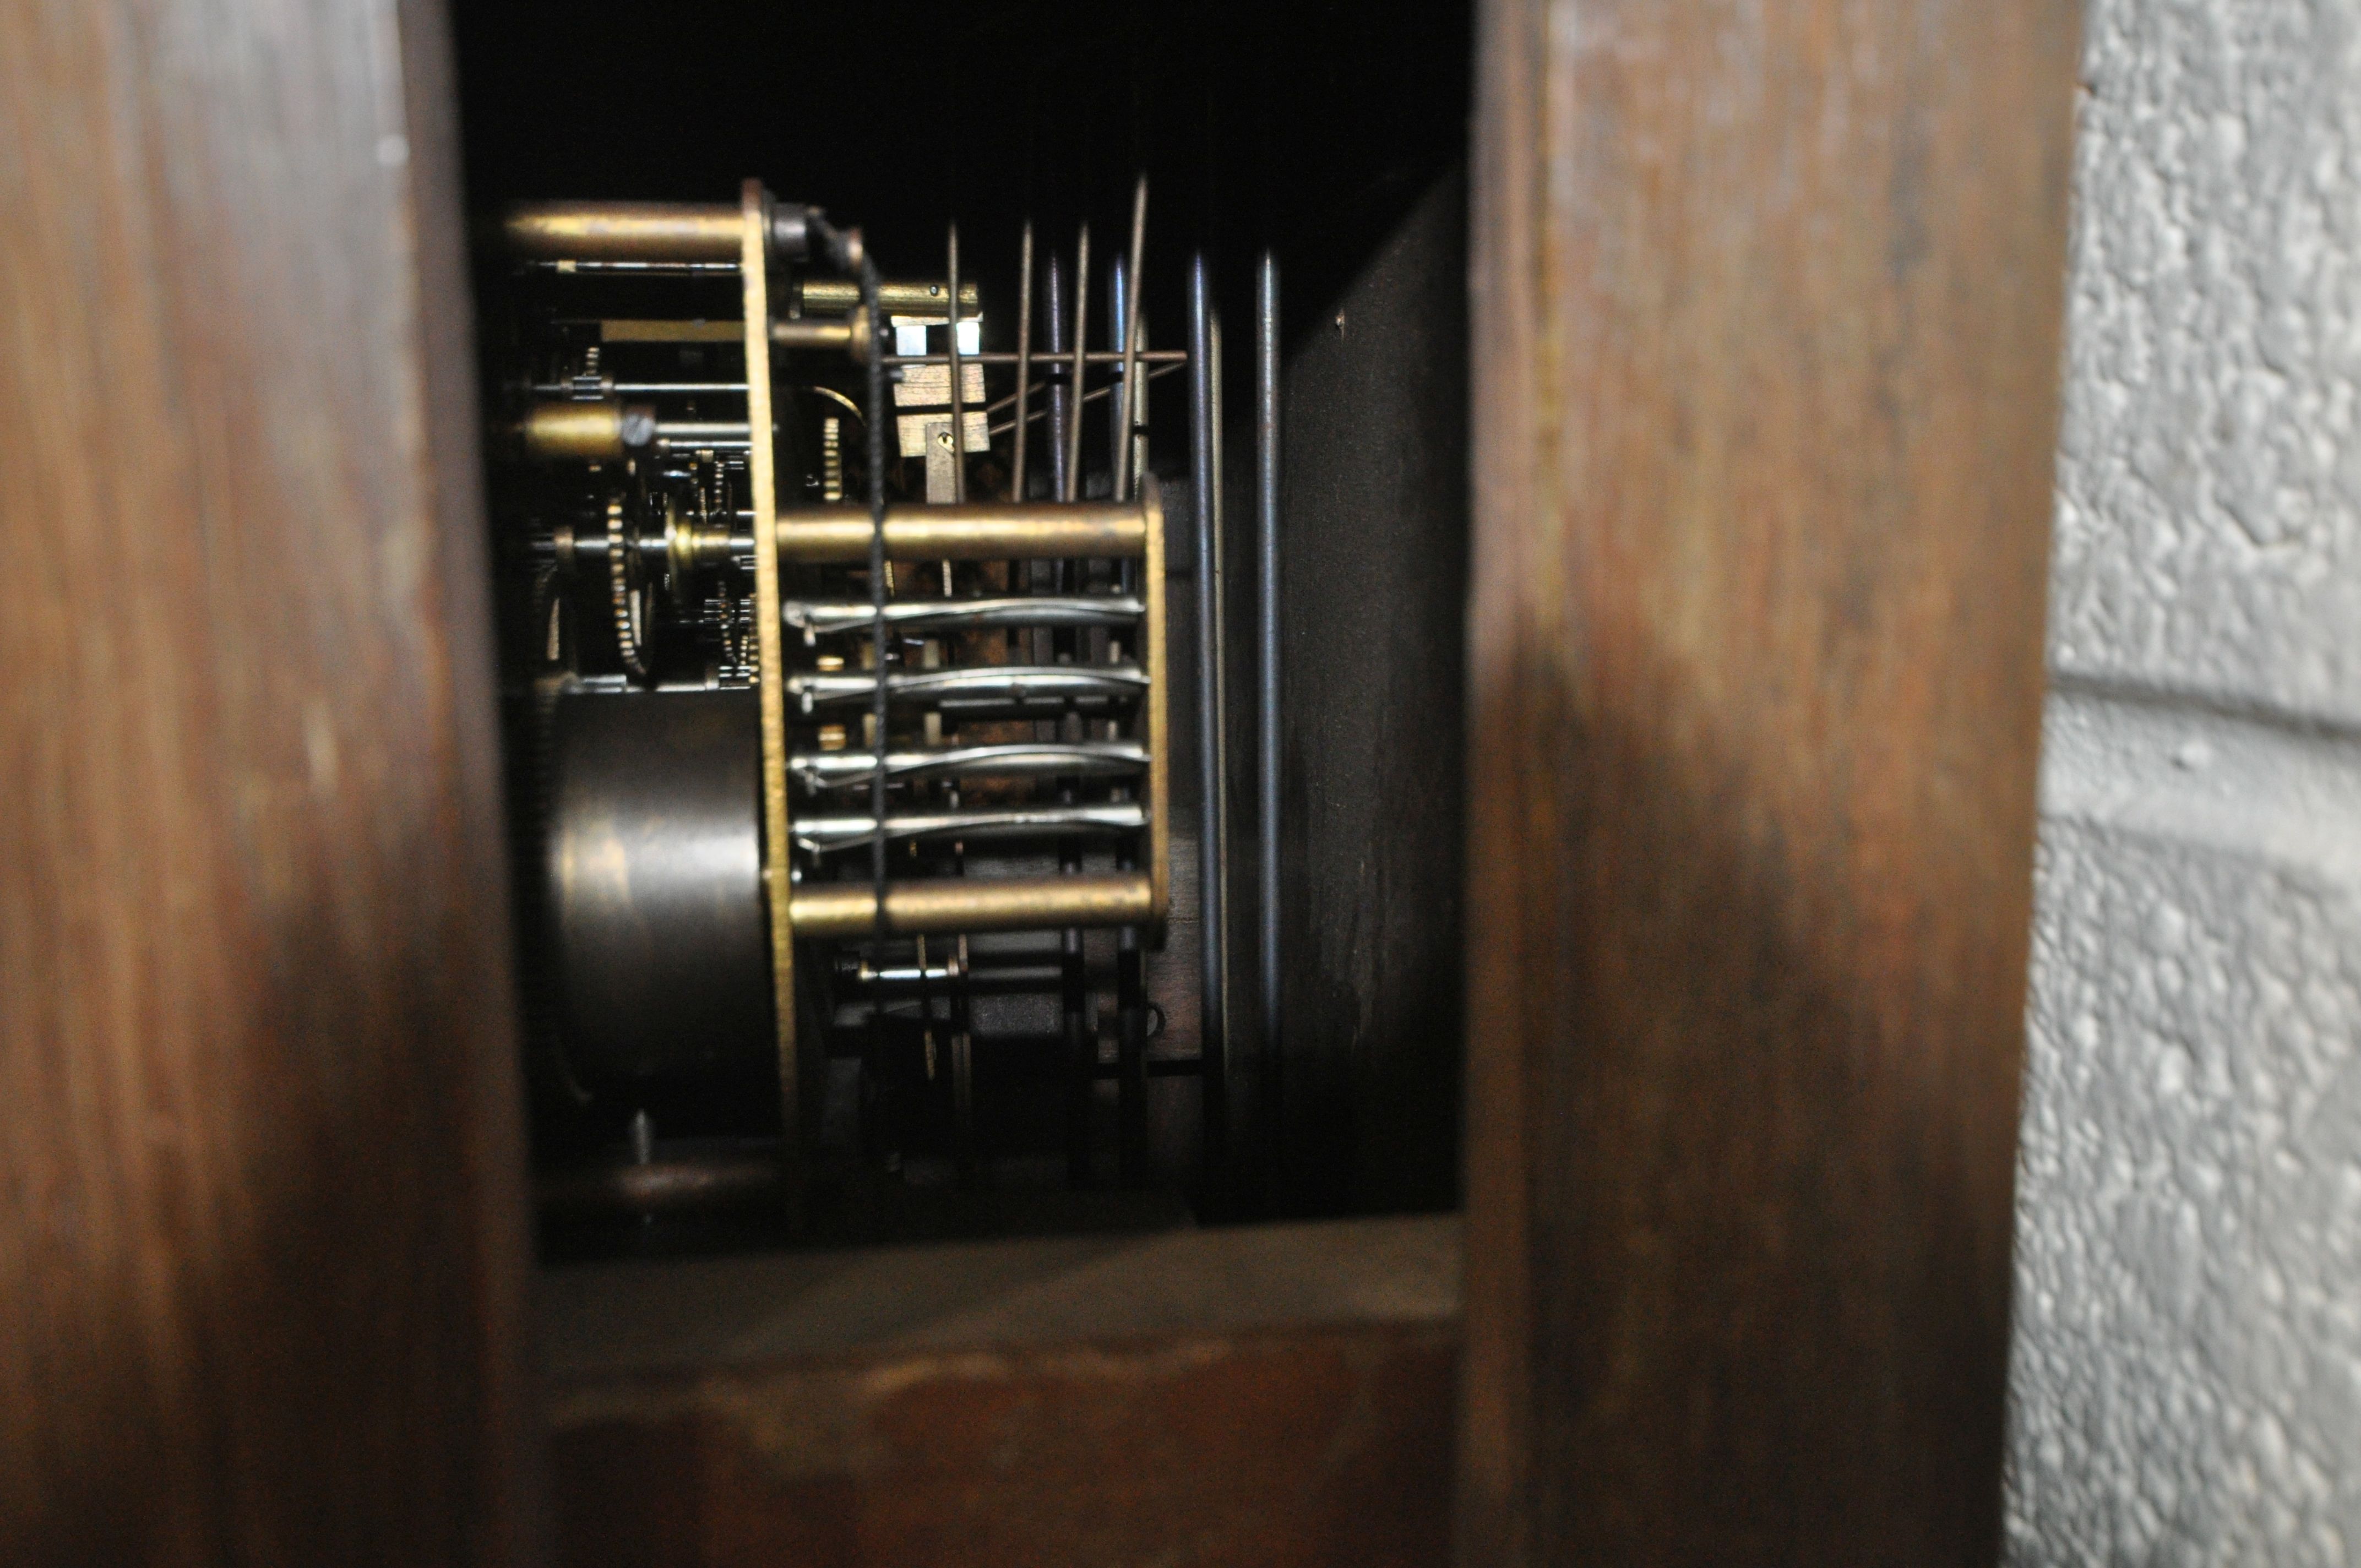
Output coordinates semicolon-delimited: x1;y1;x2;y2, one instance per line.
0;0;539;1560
1459;1;2080;1561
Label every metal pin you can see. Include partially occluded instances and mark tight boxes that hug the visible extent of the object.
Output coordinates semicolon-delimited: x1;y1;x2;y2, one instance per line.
1108;257;1128;492
1064;226;1090;504
1046;251;1071;506
1116;176;1148;499
1131;312;1152;492
945;223;966;506
943;224;964;596
1011;222;1034;502
987;362;1187;438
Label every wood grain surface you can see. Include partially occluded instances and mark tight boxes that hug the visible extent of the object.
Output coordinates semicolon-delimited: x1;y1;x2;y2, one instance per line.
0;0;540;1561
1459;1;2080;1562
546;1217;1460;1568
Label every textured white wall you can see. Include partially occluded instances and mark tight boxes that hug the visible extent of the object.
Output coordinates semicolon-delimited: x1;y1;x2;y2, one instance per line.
2006;0;2361;1561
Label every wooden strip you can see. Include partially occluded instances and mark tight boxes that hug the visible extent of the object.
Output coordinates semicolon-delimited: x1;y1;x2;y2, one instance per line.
556;1322;1454;1568
0;0;537;1558
545;1217;1460;1568
1457;1;2080;1563
740;184;799;1188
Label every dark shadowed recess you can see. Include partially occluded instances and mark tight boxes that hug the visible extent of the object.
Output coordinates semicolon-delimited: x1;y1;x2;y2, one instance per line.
451;1;1467;360
451;0;1473;1217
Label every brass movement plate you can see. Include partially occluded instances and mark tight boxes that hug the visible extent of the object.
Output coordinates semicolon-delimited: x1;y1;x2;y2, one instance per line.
738;183;800;1174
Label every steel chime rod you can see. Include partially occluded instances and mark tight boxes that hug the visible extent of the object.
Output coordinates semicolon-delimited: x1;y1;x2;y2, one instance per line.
989;362;1187;439
1257;249;1282;1175
793;802;1148;854
1108;257;1128;494
1116;177;1148;501
1046;251;1071;504
1189;253;1227;1181
1053;225;1089;1184
790;740;1148;789
784;594;1145;638
1064;227;1090;505
787;664;1148;711
1109;176;1152;1185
